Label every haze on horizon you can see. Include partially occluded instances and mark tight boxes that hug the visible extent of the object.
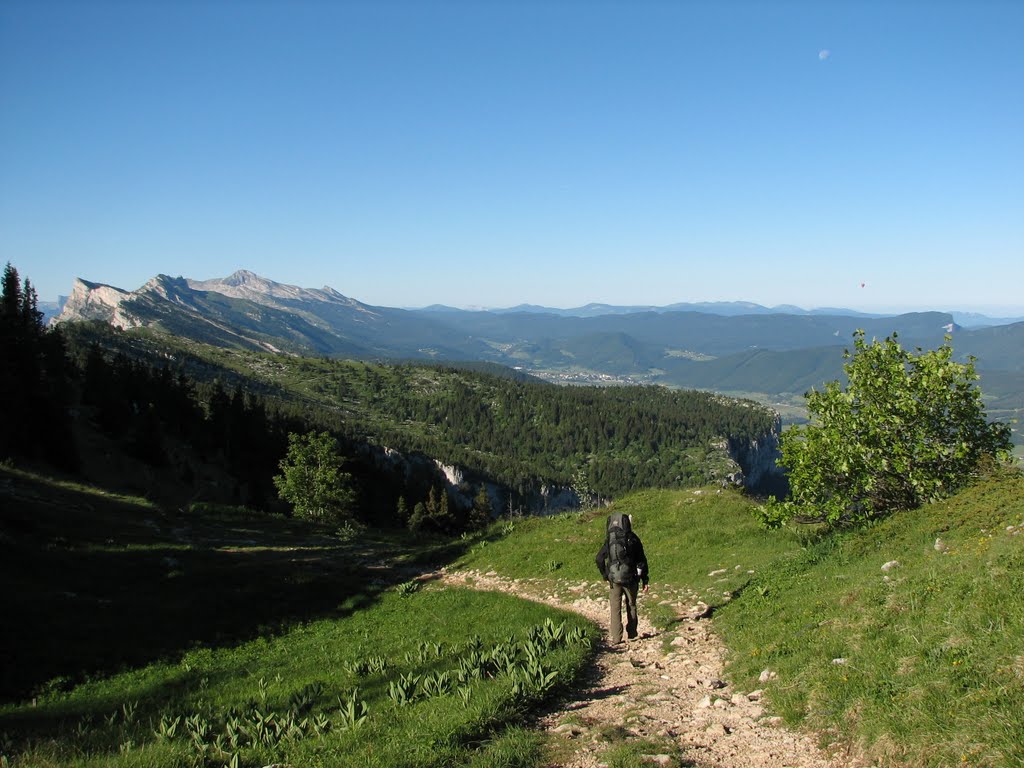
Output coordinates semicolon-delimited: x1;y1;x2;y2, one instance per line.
2;2;1022;315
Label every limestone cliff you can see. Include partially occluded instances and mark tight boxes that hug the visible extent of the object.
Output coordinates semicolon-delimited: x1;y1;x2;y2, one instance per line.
54;278;141;330
724;415;784;491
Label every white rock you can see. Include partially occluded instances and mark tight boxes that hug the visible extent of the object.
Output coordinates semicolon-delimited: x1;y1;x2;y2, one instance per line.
697;695;714;708
758;669;778;683
747;689;764;701
552;724;583;736
640;756;672;766
934;538;948;552
709;568;728;576
881;560;900;572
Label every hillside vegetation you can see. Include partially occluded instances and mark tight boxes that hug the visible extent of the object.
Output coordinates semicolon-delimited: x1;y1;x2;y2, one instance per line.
457;471;1024;767
718;469;1024;767
56;270;1024;448
6;264;1022;766
6;466;1022;766
0;466;595;768
61;323;777;505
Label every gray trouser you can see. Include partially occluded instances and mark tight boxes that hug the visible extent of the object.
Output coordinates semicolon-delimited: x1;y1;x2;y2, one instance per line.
609;581;639;643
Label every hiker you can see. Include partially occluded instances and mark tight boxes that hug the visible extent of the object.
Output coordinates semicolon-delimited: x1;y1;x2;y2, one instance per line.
595;512;649;645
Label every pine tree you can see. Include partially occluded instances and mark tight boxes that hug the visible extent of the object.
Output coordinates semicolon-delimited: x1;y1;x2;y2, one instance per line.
0;263;77;468
1;262;20;320
468;485;493;530
20;278;42;331
408;501;427;531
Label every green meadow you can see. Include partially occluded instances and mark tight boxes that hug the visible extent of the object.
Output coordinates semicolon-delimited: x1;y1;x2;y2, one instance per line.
458;471;1024;767
0;466;594;768
4;465;1023;767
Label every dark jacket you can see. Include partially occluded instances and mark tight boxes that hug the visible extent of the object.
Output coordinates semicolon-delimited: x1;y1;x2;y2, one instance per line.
596;513;649;586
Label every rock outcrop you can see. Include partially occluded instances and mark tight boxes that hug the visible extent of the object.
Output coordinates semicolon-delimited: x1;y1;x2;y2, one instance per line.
726;416;784;491
358;442;581;519
54;278;139;329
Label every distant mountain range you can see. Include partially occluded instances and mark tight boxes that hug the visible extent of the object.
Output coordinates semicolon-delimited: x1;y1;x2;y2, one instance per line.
53;270;1024;444
421;300;1023;327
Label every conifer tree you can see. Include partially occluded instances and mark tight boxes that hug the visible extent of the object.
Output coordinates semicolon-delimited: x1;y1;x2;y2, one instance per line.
1;262;20;320
1;263;76;467
408;501;427;531
468;485;493;530
396;495;408;523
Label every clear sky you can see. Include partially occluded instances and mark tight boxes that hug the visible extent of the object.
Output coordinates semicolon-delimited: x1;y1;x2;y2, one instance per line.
2;1;1022;314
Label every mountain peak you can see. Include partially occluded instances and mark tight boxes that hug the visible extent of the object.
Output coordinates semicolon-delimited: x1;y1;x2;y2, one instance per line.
221;269;273;288
54;277;138;329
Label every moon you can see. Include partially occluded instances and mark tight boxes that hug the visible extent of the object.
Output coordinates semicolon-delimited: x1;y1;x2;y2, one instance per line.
818;49;831;61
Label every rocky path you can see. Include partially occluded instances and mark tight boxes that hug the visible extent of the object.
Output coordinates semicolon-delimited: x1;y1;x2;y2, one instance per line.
437;568;856;768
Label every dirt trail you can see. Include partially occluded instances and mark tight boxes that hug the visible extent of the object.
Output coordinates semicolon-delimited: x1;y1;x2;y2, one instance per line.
437;568;857;768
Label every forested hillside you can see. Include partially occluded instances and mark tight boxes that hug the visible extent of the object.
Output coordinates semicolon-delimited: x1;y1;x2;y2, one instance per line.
59;322;778;510
3;260;783;533
54;272;1023;454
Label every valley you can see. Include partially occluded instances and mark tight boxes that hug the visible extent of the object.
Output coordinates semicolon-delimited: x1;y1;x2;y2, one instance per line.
54;270;1024;447
2;262;1021;767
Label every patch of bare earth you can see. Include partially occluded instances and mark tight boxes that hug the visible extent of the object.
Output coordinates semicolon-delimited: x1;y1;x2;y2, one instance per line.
437;568;858;768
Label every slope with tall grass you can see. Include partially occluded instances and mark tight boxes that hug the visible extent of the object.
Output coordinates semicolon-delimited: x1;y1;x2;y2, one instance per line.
0;466;596;768
457;470;1024;767
716;469;1024;767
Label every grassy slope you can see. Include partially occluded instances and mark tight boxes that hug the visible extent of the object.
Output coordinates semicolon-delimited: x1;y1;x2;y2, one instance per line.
716;470;1024;767
0;467;595;768
458;473;1024;768
6;462;1023;767
3;590;593;768
455;488;810;627
0;466;374;700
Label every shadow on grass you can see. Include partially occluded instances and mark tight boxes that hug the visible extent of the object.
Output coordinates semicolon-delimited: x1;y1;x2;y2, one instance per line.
0;467;474;708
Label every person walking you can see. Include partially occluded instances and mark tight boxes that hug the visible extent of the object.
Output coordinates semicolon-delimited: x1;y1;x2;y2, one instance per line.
595;512;649;645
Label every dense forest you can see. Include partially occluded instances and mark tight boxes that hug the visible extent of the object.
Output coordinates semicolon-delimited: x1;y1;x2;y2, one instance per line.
0;264;77;471
4;263;779;532
59;323;778;495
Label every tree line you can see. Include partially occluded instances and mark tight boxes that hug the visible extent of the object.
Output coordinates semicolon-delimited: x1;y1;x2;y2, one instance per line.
291;356;777;496
55;318;780;502
0;264;77;470
3;262;784;532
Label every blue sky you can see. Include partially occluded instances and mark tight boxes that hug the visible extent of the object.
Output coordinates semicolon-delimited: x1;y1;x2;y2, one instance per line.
2;1;1022;313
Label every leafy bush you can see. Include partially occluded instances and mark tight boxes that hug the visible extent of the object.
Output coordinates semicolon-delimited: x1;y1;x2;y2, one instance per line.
759;331;1011;528
273;430;356;522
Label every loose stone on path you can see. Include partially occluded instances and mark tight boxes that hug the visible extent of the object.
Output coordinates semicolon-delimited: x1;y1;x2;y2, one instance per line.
438;568;856;768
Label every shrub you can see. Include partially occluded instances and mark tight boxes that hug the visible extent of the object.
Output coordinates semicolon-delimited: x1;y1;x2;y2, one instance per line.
759;331;1011;528
273;431;356;522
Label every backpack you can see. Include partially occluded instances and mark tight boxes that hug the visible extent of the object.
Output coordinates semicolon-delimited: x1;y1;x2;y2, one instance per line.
605;513;635;585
